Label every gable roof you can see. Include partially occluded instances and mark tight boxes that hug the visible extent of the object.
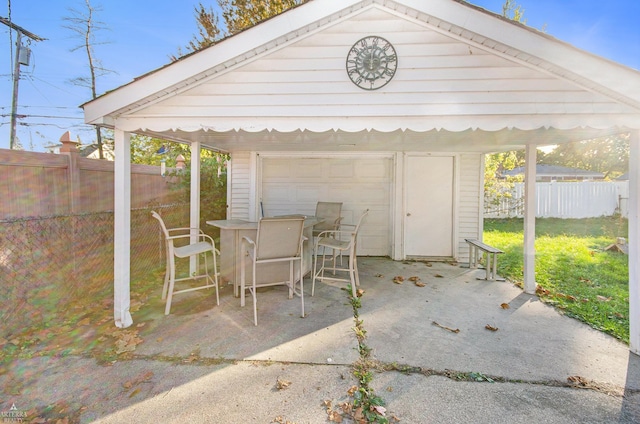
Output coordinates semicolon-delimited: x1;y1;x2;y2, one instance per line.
82;0;640;153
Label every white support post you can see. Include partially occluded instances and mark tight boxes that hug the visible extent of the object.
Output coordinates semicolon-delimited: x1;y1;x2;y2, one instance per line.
189;141;202;275
629;130;640;355
523;144;537;294
113;129;133;328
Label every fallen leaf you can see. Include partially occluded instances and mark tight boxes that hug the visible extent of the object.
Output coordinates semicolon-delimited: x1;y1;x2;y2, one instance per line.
500;303;510;309
375;274;384;278
353;407;364;421
414;281;426;287
347;385;358;396
485;324;499;332
356;289;365;297
339;401;352;414
393;276;404;284
408;276;420;282
372;405;387;416
128;388;141;398
536;285;550;295
425;262;433;267
434;274;444;278
327;410;343;423
276;378;291;390
114;330;143;354
432;321;460;333
77;317;91;326
597;295;612;302
123;370;154;390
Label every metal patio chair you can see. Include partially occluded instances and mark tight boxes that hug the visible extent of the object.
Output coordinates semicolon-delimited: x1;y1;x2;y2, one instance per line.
312;202;343;238
312;209;369;298
240;216;306;326
151;211;220;315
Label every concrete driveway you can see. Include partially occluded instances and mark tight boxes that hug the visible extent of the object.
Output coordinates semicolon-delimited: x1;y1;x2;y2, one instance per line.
2;258;638;423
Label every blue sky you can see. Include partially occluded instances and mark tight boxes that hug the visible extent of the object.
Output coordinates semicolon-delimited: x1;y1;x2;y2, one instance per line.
1;0;639;151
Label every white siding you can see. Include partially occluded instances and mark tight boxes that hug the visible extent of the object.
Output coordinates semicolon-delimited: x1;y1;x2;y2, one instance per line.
457;153;483;262
133;7;631;131
228;152;251;220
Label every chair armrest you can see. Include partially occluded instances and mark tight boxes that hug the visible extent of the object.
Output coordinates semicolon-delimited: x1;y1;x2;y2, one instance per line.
242;236;256;246
166;232;217;248
241;236;257;258
167;227;205;235
317;229;354;237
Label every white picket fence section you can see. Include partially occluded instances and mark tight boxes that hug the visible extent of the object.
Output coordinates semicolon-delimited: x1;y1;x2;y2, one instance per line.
485;181;629;218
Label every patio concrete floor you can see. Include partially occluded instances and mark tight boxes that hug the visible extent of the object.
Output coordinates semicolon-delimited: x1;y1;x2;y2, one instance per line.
2;257;639;423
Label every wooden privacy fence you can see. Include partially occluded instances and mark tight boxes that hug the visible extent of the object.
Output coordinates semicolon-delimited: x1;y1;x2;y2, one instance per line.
485;181;629;218
0;143;183;219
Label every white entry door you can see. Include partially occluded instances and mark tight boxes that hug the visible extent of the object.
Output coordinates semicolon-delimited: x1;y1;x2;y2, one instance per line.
405;156;454;257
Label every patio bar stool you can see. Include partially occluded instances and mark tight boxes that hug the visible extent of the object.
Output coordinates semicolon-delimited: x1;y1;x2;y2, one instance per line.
312;209;369;298
240;216;306;326
151;211;220;315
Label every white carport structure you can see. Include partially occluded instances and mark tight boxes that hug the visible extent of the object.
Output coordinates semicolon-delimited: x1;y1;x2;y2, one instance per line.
82;0;640;354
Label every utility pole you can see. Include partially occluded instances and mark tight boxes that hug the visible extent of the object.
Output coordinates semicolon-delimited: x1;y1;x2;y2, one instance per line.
1;17;45;150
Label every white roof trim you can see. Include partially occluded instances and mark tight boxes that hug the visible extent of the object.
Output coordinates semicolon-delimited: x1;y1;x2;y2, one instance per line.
115;114;638;134
84;0;640;135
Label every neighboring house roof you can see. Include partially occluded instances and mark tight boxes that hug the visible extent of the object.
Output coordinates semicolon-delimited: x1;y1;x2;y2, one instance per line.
79;143;115;160
502;164;604;179
82;0;640;154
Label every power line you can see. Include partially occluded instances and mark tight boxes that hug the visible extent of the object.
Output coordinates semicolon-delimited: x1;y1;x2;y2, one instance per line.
0;113;84;119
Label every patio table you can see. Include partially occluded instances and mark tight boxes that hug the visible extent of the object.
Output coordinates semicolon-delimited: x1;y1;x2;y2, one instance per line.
207;216;322;297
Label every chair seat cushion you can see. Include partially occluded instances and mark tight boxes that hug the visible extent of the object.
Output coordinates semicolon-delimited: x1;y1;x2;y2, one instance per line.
174;241;213;258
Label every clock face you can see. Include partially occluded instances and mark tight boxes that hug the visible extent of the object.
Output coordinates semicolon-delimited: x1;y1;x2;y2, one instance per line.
346;36;397;90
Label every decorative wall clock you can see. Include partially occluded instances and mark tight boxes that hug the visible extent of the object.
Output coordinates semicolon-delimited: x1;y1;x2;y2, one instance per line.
346;36;398;90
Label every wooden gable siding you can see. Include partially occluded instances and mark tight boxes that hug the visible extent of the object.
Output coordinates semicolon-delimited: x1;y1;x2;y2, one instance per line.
457;153;483;262
130;7;630;124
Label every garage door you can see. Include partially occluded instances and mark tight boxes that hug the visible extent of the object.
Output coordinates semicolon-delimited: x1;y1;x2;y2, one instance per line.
260;156;391;256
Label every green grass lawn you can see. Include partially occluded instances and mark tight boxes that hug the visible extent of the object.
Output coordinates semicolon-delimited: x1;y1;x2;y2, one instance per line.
483;217;630;343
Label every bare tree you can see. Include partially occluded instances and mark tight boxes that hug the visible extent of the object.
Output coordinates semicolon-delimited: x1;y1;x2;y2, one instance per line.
63;0;114;159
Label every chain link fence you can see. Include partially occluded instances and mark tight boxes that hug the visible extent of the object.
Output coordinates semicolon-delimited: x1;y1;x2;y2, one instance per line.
0;204;190;339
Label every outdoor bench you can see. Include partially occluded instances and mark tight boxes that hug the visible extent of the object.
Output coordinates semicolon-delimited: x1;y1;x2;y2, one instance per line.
464;238;504;281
